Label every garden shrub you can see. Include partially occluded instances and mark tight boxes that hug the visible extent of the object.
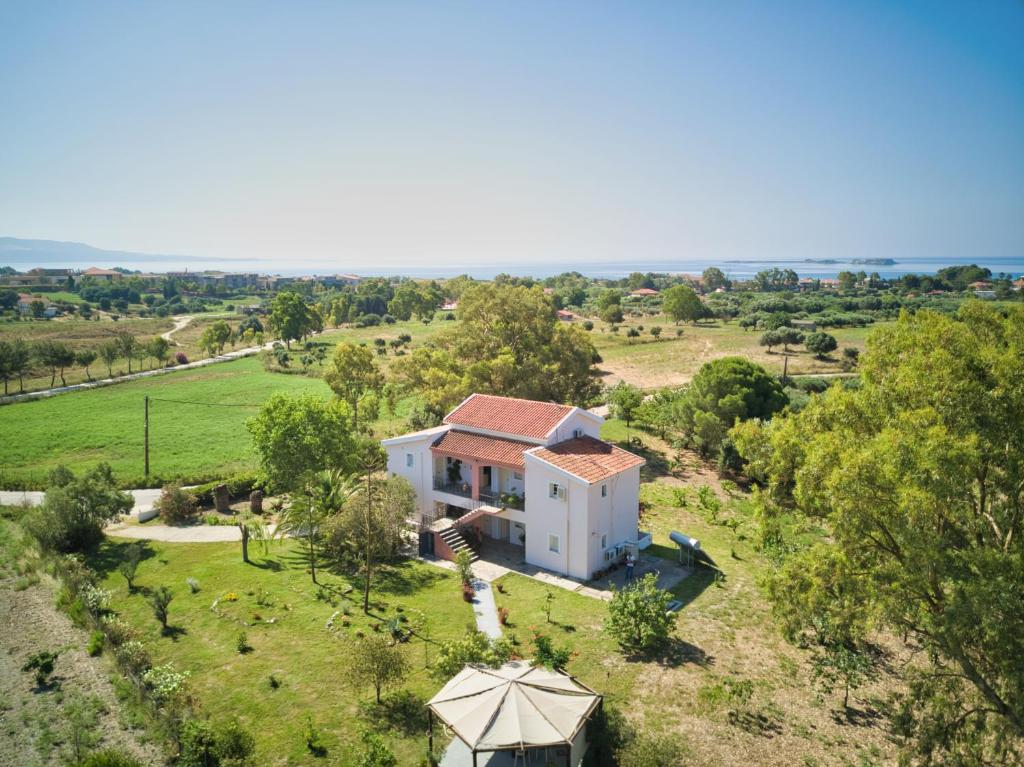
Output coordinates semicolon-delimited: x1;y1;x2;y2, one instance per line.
155;483;198;524
87;629;105;656
25;464;133;553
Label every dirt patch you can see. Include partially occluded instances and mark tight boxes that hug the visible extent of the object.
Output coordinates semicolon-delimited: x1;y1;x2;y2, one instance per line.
0;567;163;765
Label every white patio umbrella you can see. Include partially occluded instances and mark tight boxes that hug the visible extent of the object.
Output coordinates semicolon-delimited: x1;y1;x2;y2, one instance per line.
427;660;602;765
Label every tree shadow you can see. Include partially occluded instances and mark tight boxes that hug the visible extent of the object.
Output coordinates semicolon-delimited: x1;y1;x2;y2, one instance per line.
361;690;429;736
86;539;157;579
162;625;188;642
625;637;714;668
248;557;283;572
728;709;783;737
831;699;885;728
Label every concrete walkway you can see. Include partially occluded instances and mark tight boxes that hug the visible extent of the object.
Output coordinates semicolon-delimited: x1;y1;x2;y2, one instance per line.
470;580;503;639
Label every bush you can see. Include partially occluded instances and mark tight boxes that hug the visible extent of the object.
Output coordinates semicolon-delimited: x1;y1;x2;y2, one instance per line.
25;464;133;553
87;629;105;656
175;351;189;364
178;718;254;767
115;640;151;675
605;573;676;653
187;576;200;593
100;615;139;646
154;483;198;524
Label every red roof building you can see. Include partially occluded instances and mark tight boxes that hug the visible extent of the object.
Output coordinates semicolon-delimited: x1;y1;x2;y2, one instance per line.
444;394;573;440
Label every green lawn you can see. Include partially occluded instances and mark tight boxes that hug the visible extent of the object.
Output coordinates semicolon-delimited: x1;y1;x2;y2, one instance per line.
90;537;475;765
0;357;330;488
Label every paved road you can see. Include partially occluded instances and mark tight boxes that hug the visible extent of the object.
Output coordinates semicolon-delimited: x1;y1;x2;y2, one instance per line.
0;488;163;516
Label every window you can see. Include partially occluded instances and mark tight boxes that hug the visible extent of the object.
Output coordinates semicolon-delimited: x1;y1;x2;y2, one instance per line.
573;428;584;438
601;533;608;549
548;534;560;553
513;472;523;481
601;484;607;498
406;453;414;468
548;482;565;500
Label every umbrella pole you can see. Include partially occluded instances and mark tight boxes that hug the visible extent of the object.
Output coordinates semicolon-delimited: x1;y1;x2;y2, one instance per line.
427;709;433;754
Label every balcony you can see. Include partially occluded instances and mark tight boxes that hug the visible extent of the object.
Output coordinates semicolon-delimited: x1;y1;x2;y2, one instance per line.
433;476;473;498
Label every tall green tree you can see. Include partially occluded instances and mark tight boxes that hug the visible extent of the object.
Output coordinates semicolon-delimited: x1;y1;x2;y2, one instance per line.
391;284;602;411
268;291;313;349
661;285;703;324
323;342;384;430
609;381;644;429
35;340;75;387
199;320;233;356
98;339;120;378
246;393;358;492
74;349;98;380
674;357;786;457
735;305;1024;765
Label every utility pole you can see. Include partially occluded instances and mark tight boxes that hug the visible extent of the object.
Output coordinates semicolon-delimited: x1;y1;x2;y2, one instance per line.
144;396;150;478
782;353;790;383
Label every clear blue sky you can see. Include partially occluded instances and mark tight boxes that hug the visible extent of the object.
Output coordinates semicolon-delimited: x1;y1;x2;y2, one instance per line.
1;1;1021;268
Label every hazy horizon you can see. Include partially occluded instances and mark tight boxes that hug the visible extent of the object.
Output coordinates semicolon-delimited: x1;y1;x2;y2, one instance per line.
2;2;1022;267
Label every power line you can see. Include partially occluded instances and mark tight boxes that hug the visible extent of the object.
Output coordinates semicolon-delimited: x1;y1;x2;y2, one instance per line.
148;397;258;408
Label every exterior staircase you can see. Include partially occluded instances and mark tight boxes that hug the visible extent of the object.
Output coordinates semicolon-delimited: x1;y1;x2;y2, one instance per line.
438;526;479;562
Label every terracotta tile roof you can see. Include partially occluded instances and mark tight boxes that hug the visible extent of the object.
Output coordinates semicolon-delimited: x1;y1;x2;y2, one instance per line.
529;436;645;483
629;288;659;296
430;429;533;468
444;394;573;440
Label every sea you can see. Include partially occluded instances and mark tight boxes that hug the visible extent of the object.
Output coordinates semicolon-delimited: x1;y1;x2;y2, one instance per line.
4;251;1024;281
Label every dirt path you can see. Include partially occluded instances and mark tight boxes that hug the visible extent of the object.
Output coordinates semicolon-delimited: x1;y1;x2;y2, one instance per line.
0;566;163;765
160;314;193;343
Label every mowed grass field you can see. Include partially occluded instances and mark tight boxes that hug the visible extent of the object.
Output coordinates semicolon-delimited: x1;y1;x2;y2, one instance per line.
0;357;330;488
89;536;475;766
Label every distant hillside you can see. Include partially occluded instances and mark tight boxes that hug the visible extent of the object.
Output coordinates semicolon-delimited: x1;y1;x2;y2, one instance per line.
0;237;197;268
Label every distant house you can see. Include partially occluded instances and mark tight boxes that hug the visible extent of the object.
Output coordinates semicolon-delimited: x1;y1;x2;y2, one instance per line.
629;288;659;297
382;393;647;581
82;266;122;281
791;319;817;331
1013;278;1024;292
973;290;997;300
556;309;575;322
441;301;458;312
17;293;58;317
818;278;840;289
968;280;993;290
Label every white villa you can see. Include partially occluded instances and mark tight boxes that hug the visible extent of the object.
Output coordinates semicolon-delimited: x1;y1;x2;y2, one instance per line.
382;393;647;580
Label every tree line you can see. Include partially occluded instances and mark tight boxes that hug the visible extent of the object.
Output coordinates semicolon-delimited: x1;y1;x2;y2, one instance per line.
0;332;174;394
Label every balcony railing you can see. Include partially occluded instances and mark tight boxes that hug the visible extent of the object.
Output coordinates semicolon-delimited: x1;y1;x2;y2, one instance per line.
433;477;473;498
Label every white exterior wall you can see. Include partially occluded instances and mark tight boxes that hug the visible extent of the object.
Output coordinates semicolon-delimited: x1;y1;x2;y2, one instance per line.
583;465;641;576
383;431;442;521
545;410;603;446
523;456;589;579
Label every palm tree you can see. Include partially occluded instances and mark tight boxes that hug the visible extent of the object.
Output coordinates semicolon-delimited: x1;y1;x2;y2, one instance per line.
275;470;356;584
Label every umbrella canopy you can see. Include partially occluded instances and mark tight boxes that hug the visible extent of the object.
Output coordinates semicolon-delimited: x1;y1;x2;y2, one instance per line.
428;661;602;752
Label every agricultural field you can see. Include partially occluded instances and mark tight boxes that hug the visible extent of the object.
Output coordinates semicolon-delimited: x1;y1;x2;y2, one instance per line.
87;536;474;765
